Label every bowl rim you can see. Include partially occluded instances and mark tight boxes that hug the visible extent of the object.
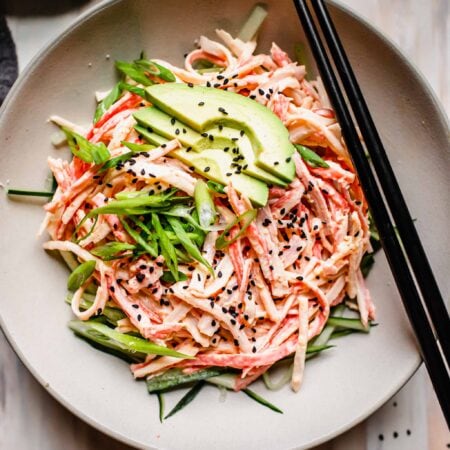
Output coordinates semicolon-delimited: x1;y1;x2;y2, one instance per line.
2;0;446;448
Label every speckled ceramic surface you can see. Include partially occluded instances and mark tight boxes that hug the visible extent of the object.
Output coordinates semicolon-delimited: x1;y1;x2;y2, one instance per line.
0;1;448;449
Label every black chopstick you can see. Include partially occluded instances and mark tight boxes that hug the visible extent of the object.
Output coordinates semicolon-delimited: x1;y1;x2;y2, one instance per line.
292;0;450;425
312;0;450;371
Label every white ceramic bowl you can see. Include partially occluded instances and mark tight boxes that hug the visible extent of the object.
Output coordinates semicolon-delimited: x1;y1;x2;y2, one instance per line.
0;1;448;449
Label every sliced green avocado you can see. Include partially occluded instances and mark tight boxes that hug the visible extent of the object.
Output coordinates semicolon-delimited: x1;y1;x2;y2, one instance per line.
144;83;295;183
133;107;229;151
134;125;268;207
133;107;286;187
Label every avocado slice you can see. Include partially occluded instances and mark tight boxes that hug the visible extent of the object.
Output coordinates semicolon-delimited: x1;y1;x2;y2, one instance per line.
133;107;287;187
134;125;268;207
144;83;295;183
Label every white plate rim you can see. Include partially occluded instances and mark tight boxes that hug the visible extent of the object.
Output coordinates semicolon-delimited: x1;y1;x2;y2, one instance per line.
1;1;447;448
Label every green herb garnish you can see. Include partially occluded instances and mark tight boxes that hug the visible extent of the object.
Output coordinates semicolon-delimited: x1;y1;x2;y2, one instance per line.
295;144;329;168
62;127;110;164
215;209;257;250
67;260;96;291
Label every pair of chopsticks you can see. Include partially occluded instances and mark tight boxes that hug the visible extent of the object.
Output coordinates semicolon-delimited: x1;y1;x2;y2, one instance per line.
292;0;450;425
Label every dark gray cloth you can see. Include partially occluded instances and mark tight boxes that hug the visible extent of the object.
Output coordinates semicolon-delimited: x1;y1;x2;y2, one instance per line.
0;15;18;105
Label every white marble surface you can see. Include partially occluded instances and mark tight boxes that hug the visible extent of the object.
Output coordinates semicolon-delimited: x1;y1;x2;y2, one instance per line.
1;1;449;449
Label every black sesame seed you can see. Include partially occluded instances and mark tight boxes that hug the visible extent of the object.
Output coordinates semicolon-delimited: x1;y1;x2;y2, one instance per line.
230;319;236;325
204;166;210;172
136;273;145;282
258;88;264;95
393;432;398;438
252;346;256;353
137;314;142;321
187;82;194;88
378;434;384;441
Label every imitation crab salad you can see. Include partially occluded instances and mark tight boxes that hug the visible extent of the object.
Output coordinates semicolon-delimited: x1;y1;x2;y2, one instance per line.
31;7;379;418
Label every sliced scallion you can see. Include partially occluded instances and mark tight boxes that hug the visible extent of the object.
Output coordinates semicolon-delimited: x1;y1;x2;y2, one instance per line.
62;127;111;164
119;81;146;98
194;180;216;229
164;381;206;420
91;242;136;260
242;388;283;414
215;209;257;250
68;320;193;359
157;393;165;423
7;189;54;198
134;58;176;83
121;141;156;153
93;82;122;124
152;213;179;280
167;217;213;275
115;60;154;86
295;144;329;169
120;218;158;258
67;260;96;291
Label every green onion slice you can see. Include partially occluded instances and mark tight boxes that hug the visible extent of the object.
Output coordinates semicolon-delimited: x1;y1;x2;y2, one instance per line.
295;144;329;169
67;260;96;291
215;209;257;250
164;381;206;420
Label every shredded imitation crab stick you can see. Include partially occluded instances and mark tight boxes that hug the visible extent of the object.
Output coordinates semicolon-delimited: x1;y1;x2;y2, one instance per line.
42;28;375;393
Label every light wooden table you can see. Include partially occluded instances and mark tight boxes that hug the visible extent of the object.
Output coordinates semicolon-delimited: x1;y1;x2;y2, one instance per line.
1;1;449;449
